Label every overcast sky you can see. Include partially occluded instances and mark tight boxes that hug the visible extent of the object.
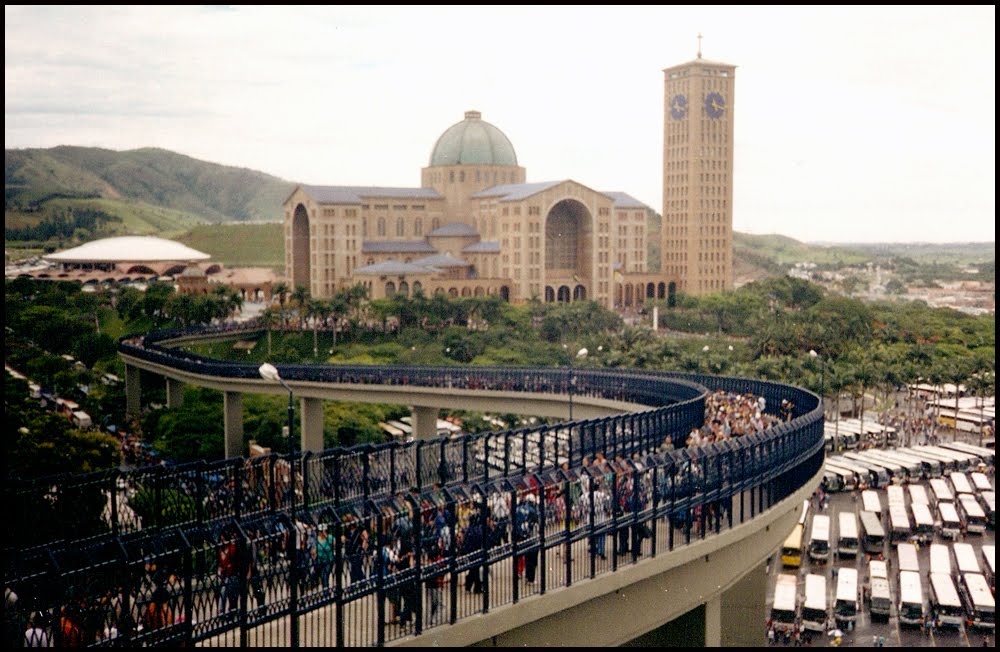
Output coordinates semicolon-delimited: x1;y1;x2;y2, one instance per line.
5;5;995;244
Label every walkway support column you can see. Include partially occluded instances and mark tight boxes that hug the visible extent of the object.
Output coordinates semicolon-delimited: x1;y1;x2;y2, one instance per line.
720;562;767;647
166;378;185;408
125;363;141;422
223;391;244;459
412;406;439;440
300;397;325;453
704;595;721;647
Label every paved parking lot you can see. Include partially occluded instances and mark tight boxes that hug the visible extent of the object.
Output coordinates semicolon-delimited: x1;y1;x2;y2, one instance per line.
765;459;994;647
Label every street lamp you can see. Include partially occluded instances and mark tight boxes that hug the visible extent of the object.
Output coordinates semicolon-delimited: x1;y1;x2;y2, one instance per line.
568;347;588;421
259;363;296;515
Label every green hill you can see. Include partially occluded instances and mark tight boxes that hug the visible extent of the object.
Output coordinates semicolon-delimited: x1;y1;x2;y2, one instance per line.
5;146;296;243
176;223;284;269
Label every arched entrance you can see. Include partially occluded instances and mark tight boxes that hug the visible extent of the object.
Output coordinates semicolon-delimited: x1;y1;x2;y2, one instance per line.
667;281;677;307
544;199;592;301
292;204;311;290
573;285;587;300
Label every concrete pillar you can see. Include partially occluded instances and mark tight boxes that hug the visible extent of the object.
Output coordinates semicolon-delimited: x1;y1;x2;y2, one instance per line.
704;594;721;647
300;397;325;453
721;562;767;647
223;391;244;459
125;364;141;422
165;378;185;408
412;406;439;440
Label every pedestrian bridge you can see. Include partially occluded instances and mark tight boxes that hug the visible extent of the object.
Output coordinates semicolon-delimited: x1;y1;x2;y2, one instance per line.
4;325;824;647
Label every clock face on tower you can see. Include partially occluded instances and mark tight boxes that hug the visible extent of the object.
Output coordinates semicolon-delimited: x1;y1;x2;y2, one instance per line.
705;92;726;119
670;94;688;120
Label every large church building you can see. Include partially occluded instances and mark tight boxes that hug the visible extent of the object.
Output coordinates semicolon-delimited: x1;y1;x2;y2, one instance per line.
284;53;734;308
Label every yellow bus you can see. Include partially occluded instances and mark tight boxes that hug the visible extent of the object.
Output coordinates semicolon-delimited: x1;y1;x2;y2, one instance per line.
782;523;806;568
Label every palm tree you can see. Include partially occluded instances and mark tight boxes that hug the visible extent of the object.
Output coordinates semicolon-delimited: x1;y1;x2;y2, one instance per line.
329;293;349;347
291;285;310;329
306;299;331;358
261;306;282;356
272;281;291;325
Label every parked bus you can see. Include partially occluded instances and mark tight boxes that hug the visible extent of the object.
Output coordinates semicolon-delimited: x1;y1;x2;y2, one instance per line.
859;510;886;555
888;503;912;545
959;493;988;534
954;542;981;576
861;489;882;515
849;451;906;484
898;570;926;627
886;485;906;508
929;572;965;629
878;450;929;480
831;455;889;488
959;573;995;631
781;523;806;568
770;574;799;634
907;484;930;507
897;542;920;574
907;447;959;473
911;502;936;543
930;543;953;577
809;514;831;563
940;441;995;467
801;573;829;633
868;560;892;621
970;472;992;494
837;512;859;558
980;491;995;530
834;567;860;625
822;469;845;493
898;448;948;476
823;463;857;492
938;501;963;540
982;545;995;591
949;471;975;497
926;445;981;472
929;478;955;506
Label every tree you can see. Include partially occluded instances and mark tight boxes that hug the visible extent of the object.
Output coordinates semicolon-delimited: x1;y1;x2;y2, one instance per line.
291;285;310;329
272;281;291;325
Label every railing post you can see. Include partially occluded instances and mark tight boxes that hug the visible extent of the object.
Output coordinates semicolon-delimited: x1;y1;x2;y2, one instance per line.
563;477;572;587
335;520;344;648
289;522;300;647
511;489;519;604
376;511;386;647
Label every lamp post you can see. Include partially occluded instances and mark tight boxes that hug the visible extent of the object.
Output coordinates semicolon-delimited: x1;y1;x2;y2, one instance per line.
568;347;588;421
259;363;295;515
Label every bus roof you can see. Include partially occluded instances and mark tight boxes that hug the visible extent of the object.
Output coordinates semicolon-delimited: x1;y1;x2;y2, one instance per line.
838;511;858;537
929;573;962;607
803;574;827;610
962;573;995;608
954;542;981;574
810;514;831;541
835;567;858;602
773;574;798;611
859;510;885;536
898;570;923;604
907;484;930;505
938;501;961;524
861;490;882;513
898;542;920;573
869;559;889;580
783;523;805;549
929;544;952;576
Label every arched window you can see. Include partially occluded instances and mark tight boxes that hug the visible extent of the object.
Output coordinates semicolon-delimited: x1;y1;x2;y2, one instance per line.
385;281;396;297
414;218;423;236
377;218;386;236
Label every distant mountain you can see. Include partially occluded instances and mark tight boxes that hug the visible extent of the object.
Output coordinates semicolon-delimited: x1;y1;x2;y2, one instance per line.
5;146;296;240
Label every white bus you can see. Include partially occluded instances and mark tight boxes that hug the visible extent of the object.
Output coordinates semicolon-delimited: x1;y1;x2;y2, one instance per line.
834;567;860;625
899;448;948;476
809;514;831;563
929;543;953;576
926;445;980;472
868;560;892;620
959;493;988;534
982;545;995;591
940;441;995;467
837;512;859;558
949;471;975;497
938;501;963;540
960;573;996;631
980;491;995;530
859;510;886;555
898;570;926;626
801;573;829;632
878;450;927;480
911;502;936;543
888;503;912;545
849;451;906;484
823;463;857;492
828;458;880;488
886;485;906;508
897;542;920;574
929;572;965;629
908;446;959;473
970;472;993;494
954;542;981;575
907;484;930;507
770;574;799;634
861;489;882;515
833;455;889;487
928;478;955;506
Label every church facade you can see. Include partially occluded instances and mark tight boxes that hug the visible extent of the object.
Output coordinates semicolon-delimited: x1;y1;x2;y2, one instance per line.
284;54;734;308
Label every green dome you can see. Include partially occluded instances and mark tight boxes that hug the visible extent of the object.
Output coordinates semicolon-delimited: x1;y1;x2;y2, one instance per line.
429;111;518;166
